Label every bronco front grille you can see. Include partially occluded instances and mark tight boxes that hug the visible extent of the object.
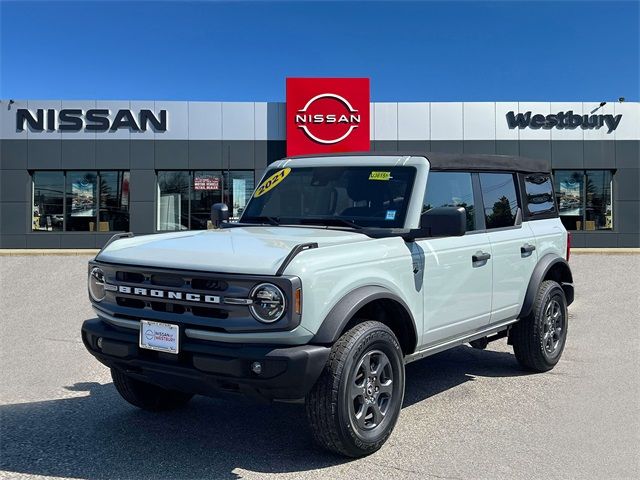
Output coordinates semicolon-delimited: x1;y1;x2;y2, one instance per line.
108;268;247;325
91;262;301;333
116;271;145;284
149;273;184;287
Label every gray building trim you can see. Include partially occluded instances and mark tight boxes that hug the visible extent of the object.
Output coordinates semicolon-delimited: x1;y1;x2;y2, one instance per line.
615;141;640;168
1;135;638;248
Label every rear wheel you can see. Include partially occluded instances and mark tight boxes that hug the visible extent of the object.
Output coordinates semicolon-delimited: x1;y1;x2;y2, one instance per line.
512;280;568;372
111;368;193;411
305;321;405;457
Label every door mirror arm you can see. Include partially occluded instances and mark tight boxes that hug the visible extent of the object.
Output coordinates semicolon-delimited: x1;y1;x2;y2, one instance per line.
402;227;431;242
211;203;230;228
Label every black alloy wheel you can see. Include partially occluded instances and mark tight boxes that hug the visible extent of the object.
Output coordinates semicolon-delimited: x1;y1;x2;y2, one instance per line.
306;320;405;457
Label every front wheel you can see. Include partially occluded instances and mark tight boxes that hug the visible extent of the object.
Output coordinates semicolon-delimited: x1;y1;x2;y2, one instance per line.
305;321;405;457
511;280;568;372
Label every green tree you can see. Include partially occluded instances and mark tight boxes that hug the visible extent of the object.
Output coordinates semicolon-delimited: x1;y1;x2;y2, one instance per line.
486;196;514;228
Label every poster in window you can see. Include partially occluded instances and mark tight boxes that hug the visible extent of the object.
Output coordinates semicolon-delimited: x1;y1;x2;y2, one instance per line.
121;173;130;207
558;174;583;216
71;176;95;217
194;176;220;191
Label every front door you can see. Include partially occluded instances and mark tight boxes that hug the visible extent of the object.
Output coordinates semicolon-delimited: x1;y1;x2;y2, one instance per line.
419;233;493;345
418;171;493;346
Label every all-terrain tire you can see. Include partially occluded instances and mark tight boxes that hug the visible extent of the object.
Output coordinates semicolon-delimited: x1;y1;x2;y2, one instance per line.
512;280;568;372
305;321;405;457
111;368;193;411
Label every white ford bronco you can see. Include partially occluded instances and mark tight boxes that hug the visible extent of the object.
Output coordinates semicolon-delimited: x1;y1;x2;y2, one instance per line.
82;153;574;457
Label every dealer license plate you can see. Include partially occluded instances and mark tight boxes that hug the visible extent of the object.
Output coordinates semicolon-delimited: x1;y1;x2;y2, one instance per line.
139;320;179;354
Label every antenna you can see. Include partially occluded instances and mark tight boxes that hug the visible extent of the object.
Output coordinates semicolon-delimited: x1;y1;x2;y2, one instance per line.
226;145;231;207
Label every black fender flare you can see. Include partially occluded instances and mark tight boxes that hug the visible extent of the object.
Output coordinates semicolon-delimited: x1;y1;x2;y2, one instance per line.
311;285;417;351
519;254;574;319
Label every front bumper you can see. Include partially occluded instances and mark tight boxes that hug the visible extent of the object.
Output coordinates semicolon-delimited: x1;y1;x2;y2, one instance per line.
82;318;330;400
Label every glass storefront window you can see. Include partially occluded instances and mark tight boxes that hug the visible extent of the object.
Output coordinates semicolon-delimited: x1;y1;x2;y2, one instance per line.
100;171;130;231
158;171;190;231
224;171;255;220
32;171;130;232
191;171;222;230
585;170;613;230
32;172;64;231
157;170;254;230
555;170;583;230
65;171;98;231
554;170;613;231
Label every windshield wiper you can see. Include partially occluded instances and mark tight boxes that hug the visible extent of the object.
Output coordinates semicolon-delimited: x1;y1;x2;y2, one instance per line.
242;216;280;226
297;217;363;230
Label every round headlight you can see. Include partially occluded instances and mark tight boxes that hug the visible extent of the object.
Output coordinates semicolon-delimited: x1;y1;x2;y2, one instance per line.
88;267;106;302
249;283;286;323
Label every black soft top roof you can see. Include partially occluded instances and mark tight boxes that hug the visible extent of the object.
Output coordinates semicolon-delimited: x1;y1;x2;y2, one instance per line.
287;151;550;174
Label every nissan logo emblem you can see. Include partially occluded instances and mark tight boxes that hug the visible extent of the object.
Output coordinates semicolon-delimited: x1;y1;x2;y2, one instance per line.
294;93;361;144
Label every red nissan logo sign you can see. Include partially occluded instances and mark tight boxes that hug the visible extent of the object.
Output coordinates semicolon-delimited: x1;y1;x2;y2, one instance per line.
286;78;370;156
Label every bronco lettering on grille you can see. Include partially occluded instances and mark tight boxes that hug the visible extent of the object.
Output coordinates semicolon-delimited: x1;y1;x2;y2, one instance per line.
115;285;220;304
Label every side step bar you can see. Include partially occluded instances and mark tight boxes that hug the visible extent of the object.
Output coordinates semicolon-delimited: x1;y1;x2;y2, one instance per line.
404;318;518;364
469;328;509;350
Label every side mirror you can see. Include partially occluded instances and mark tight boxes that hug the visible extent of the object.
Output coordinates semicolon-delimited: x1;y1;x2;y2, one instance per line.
211;203;229;228
418;206;466;238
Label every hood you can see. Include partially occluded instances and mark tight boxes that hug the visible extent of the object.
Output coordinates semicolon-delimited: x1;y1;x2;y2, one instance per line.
96;226;369;275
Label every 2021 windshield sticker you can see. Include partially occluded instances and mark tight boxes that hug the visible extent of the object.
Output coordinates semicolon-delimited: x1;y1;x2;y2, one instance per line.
254;168;292;197
369;171;392;181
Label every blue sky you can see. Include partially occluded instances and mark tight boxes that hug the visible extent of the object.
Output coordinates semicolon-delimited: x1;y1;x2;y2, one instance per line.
1;1;638;102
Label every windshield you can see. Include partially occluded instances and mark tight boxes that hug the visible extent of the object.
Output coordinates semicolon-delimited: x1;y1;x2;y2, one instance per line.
241;166;416;229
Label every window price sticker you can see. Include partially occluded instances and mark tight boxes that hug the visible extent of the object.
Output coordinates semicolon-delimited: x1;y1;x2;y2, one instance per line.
369;171;392;181
254;168;292;197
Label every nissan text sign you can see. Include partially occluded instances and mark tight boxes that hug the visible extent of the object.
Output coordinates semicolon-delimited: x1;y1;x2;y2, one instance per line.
286;78;370;156
16;109;167;132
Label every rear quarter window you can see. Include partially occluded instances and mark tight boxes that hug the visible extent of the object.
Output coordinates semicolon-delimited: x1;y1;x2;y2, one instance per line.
524;174;556;215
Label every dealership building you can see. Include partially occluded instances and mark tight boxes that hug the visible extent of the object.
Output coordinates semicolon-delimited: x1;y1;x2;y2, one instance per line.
0;91;638;248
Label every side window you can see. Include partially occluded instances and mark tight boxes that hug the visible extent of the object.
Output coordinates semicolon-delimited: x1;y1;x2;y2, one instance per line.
524;174;556;215
479;173;519;229
423;172;476;231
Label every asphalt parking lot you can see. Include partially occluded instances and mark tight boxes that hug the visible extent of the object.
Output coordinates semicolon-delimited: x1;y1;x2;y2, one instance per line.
1;254;639;480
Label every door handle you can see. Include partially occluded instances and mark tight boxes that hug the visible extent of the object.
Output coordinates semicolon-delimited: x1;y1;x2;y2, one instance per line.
521;243;536;255
472;251;491;263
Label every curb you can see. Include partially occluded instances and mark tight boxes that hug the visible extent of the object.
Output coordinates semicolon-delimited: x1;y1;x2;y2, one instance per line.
570;248;640;254
0;249;99;256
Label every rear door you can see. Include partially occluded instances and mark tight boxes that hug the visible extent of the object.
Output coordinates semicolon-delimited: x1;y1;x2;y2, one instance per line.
418;172;493;345
521;173;566;259
478;172;538;323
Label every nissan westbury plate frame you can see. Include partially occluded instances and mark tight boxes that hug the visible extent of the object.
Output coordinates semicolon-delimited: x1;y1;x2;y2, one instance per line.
139;320;179;354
